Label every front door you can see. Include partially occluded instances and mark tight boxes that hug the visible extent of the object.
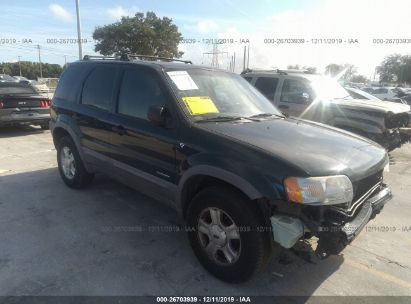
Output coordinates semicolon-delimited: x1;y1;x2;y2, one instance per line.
107;66;178;202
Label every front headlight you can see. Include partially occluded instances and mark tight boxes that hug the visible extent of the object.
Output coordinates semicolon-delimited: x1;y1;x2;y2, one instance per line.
284;175;353;205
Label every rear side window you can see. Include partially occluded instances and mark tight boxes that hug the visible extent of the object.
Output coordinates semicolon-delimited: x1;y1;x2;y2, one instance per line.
117;68;167;120
82;66;116;111
54;64;90;102
280;79;314;104
254;77;278;100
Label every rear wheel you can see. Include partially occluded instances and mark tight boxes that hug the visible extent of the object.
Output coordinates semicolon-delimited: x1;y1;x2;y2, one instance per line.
57;136;94;188
186;186;271;282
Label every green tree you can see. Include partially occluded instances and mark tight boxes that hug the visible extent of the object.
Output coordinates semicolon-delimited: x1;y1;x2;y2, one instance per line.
377;54;411;85
0;61;62;79
325;63;357;81
287;64;301;69
350;74;368;83
286;65;317;73
325;63;343;77
93;11;183;58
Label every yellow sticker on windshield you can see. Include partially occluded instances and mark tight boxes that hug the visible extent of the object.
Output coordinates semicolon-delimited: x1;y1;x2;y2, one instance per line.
182;96;219;115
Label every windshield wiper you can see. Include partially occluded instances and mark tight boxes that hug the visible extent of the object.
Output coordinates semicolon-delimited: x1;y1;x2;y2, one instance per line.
196;116;244;123
248;113;285;119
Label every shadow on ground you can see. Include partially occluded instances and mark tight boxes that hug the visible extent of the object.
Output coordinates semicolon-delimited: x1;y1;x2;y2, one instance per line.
0;168;343;298
0;125;46;138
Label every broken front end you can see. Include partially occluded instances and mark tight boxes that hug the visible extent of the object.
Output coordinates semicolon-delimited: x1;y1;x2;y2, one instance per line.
270;169;392;258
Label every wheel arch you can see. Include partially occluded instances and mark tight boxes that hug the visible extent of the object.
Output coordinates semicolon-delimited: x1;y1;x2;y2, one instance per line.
177;165;266;219
51;118;92;172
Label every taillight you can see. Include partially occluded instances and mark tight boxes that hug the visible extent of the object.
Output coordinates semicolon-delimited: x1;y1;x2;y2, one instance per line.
40;100;51;107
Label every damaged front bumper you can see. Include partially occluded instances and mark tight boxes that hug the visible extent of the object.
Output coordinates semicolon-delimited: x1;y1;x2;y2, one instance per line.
270;185;392;258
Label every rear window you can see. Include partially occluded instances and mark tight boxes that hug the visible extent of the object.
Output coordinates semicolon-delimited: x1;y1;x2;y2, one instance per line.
81;66;116;111
0;84;37;95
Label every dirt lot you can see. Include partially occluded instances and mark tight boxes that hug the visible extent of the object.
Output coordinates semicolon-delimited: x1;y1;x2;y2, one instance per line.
0;125;411;297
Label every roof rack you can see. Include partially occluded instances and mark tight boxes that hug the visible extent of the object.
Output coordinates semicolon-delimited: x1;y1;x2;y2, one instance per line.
241;68;283;75
83;55;120;60
125;54;192;64
82;54;192;64
241;68;314;75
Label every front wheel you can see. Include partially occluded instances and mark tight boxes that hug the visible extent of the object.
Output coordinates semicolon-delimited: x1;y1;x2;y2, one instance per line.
186;186;271;282
57;136;94;188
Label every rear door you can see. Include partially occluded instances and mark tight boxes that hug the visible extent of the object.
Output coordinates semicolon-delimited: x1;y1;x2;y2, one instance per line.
106;66;178;197
276;78;314;117
76;65;119;158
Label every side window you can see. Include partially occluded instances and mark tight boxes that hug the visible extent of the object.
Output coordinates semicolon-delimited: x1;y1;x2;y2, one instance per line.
280;79;314;104
54;64;90;102
82;66;116;110
254;77;278;100
117;68;167;120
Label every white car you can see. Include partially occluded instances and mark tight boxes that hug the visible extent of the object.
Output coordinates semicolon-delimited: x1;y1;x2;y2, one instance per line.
372;87;400;101
30;81;49;95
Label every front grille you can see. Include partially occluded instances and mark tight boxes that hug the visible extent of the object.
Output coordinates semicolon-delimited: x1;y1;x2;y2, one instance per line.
331;170;383;218
353;170;383;202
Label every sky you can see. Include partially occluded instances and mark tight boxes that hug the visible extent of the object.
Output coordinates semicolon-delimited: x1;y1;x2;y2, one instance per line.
1;0;411;78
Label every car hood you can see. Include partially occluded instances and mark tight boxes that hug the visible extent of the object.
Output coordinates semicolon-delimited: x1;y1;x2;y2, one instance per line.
333;98;410;113
200;118;387;180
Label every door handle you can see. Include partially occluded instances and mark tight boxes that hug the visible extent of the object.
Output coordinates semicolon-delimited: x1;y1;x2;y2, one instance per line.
112;125;127;136
278;105;289;109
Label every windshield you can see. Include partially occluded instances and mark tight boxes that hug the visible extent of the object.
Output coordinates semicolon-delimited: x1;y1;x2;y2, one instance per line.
310;77;351;100
0;84;37;95
166;68;283;121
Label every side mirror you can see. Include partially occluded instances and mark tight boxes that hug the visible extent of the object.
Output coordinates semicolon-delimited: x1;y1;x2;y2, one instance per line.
147;105;167;126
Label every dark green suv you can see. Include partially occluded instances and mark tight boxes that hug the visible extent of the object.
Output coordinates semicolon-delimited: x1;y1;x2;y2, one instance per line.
50;55;392;282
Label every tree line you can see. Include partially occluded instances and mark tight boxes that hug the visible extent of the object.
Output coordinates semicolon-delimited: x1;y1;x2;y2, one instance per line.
0;61;63;80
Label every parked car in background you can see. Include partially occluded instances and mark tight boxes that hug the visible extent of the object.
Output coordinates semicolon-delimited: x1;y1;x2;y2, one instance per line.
13;76;31;84
346;87;411;125
30;81;50;95
361;87;375;94
371;87;402;102
0;74;19;83
345;87;382;101
50;55;392;282
0;82;51;129
243;69;411;151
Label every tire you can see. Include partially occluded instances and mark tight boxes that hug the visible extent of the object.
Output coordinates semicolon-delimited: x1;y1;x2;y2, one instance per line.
57;136;94;188
186;186;271;283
